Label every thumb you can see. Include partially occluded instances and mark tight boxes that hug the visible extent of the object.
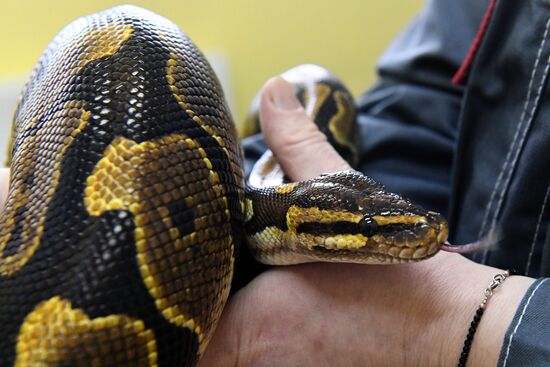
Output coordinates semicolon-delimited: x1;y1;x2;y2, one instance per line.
259;76;351;182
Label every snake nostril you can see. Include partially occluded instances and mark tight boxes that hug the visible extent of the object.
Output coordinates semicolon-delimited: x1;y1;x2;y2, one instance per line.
359;217;378;237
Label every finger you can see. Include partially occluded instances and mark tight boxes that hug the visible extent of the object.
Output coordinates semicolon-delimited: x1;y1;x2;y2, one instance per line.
0;168;9;209
259;76;351;182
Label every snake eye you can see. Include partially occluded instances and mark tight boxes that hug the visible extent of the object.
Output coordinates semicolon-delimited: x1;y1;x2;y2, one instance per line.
359;217;378;237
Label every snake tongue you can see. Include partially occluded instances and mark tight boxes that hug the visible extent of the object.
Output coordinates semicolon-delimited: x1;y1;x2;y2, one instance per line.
440;240;492;254
440;227;500;254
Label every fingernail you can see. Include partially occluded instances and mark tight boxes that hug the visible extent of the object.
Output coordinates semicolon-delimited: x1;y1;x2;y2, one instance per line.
271;82;301;110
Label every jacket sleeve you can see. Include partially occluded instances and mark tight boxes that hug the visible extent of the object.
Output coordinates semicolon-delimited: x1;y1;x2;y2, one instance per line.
498;278;550;366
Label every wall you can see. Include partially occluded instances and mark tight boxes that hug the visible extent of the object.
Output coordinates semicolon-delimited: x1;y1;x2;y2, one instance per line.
0;0;424;146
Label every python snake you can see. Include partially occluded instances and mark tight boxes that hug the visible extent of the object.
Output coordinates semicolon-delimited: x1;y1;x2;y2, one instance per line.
0;6;449;367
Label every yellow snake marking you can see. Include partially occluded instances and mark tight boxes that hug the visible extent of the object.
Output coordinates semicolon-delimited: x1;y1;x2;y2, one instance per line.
77;23;133;68
321;234;369;250
258;153;278;177
275;182;299;194
0;109;90;276
244;198;254;222
8;21;132;145
84;134;234;352
286;205;362;232
166;54;221;140
15;296;157;367
249;227;406;265
166;48;246;206
251;225;434;265
166;51;243;222
304;83;331;120
285;205;368;250
248;227;320;265
328;90;357;154
372;215;427;226
0;22;132;275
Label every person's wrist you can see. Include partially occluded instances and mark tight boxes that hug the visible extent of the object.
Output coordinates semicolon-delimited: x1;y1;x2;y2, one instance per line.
403;252;534;366
468;273;534;366
399;252;481;366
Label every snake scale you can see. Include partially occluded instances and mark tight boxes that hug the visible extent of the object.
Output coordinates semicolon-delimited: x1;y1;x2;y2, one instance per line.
0;6;450;367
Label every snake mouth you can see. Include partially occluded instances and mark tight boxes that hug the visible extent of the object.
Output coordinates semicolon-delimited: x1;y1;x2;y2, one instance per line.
308;241;440;264
306;212;449;263
369;213;449;261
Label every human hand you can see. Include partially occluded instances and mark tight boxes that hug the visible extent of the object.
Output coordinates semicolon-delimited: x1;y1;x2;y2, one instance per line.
198;77;535;366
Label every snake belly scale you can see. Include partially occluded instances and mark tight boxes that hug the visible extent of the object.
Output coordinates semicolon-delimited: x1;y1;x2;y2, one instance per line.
0;5;448;367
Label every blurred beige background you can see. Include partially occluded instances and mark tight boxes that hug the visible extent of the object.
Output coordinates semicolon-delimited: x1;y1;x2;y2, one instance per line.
0;0;424;153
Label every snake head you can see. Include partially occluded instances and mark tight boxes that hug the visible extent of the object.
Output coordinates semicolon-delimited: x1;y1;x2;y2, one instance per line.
294;170;448;263
247;170;448;265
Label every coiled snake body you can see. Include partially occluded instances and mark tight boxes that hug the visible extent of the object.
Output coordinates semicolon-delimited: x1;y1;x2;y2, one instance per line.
0;6;448;367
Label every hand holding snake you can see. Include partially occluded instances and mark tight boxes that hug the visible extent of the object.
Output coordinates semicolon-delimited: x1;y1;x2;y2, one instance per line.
198;70;534;367
0;5;533;367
